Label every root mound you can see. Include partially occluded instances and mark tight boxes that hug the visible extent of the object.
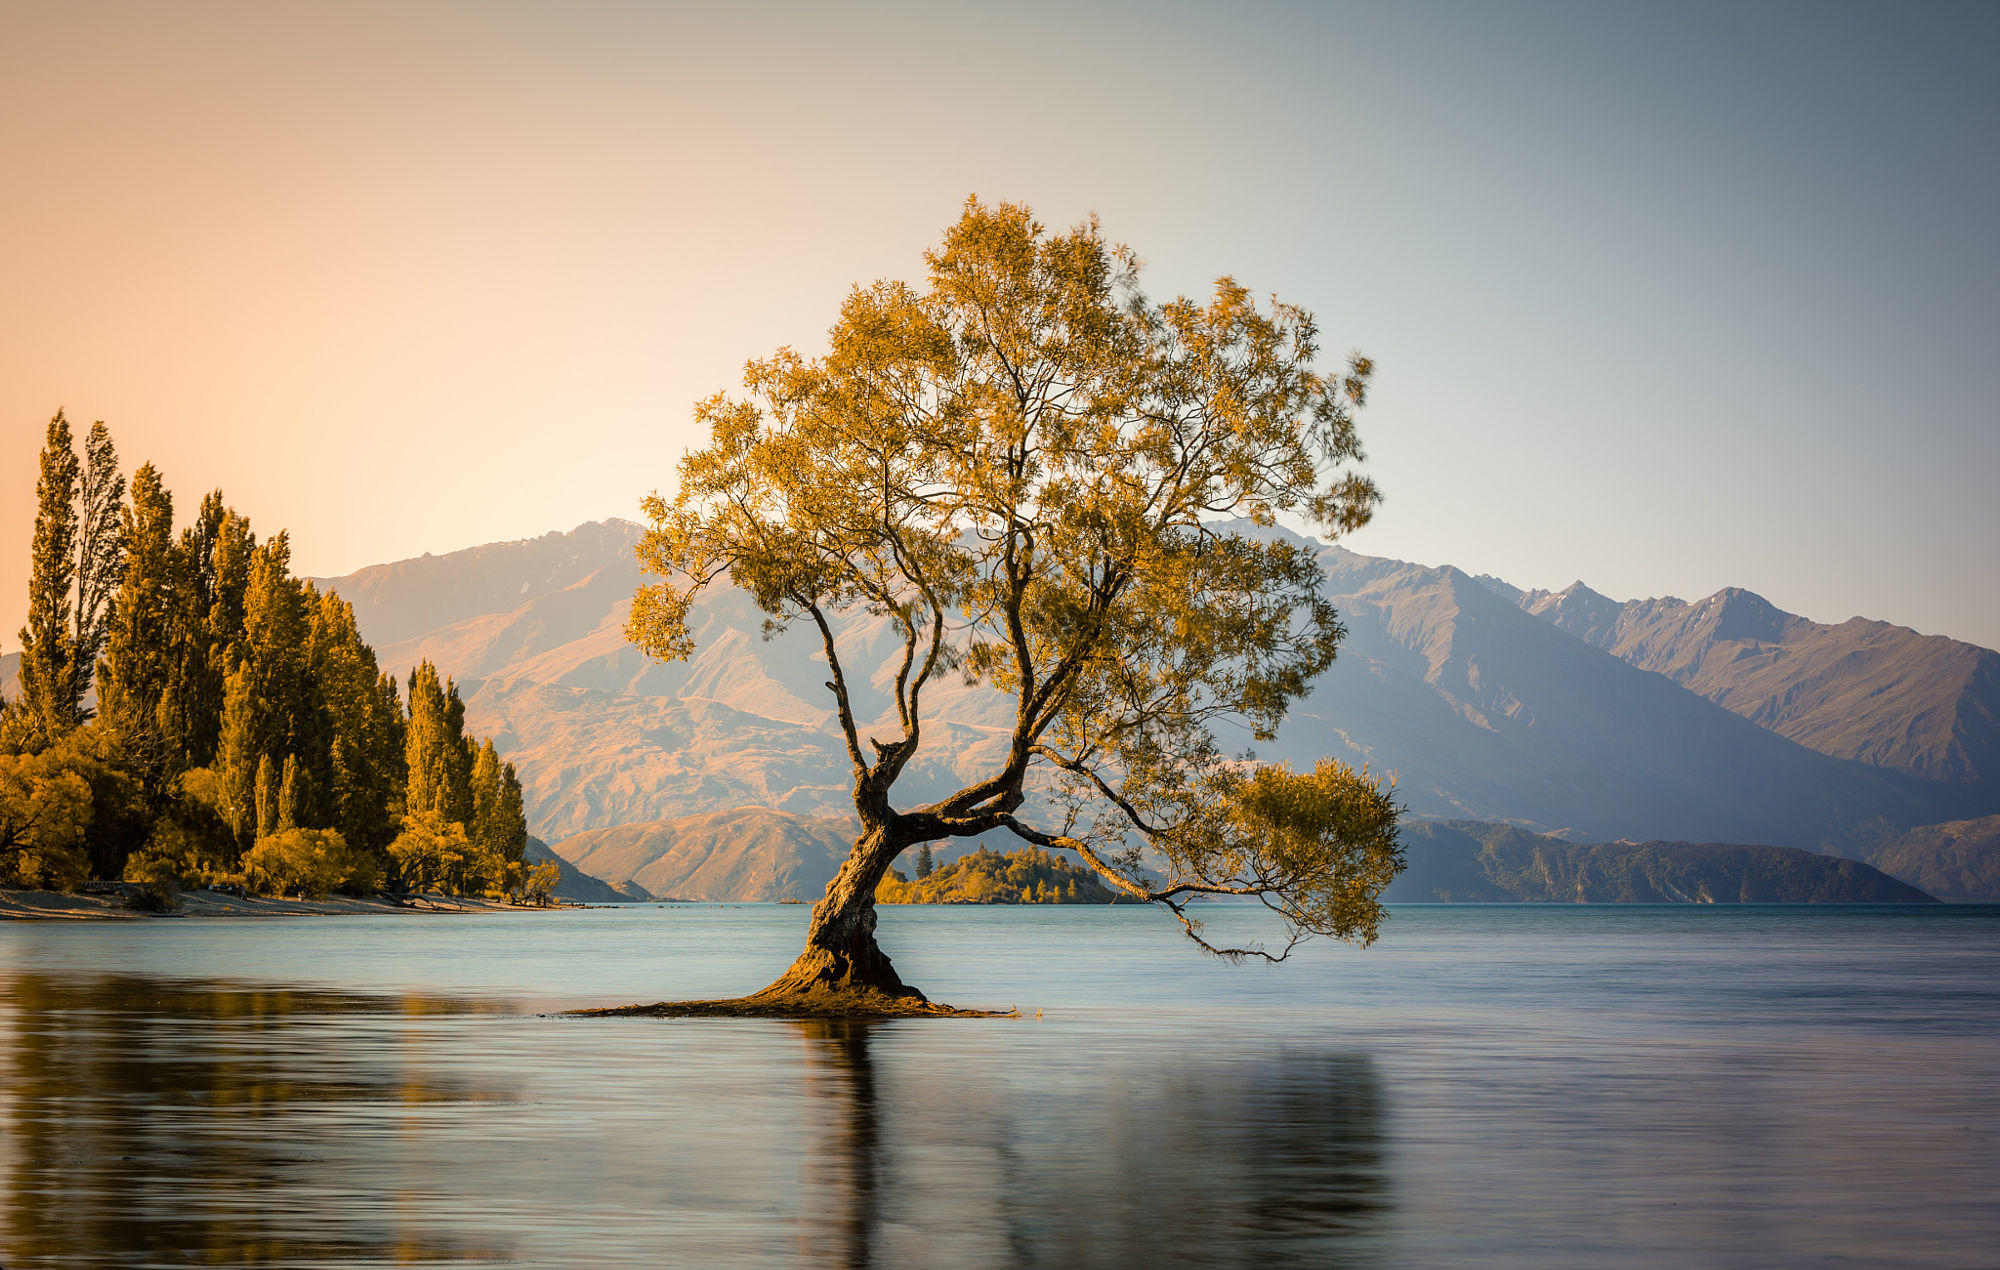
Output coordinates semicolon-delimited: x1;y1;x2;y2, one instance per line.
574;984;1014;1020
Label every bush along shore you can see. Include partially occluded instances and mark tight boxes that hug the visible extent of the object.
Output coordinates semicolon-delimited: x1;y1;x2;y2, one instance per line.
1;415;560;911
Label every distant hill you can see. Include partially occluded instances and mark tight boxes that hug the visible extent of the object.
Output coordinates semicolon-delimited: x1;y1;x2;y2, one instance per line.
520;836;627;903
1483;576;2000;791
1845;814;2000;903
553;807;856;902
1389;820;1936;903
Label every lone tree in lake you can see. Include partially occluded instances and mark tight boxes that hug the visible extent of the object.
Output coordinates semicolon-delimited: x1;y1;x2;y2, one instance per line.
626;199;1403;1015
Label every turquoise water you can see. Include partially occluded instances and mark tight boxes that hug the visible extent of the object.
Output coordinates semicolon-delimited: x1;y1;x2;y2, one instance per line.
1;903;1995;1267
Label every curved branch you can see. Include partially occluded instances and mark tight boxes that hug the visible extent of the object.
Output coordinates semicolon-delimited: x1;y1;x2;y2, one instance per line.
799;597;868;779
1028;744;1171;838
995;814;1299;962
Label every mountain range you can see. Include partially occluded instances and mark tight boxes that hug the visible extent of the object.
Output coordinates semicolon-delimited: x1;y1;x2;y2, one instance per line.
1481;575;2000;787
299;517;2000;900
518;805;1938;905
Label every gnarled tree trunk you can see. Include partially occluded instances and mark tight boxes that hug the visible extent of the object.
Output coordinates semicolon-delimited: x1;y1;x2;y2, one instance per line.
747;825;924;1009
581;814;1011;1017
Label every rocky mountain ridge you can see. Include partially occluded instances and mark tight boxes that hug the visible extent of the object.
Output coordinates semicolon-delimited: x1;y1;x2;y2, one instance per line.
301;519;1999;896
1479;575;2000;788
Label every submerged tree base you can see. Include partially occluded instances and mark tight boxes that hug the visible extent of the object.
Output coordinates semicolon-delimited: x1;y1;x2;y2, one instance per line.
575;986;1015;1020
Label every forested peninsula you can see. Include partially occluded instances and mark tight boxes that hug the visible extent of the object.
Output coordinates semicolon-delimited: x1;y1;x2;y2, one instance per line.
877;846;1142;905
1;413;556;909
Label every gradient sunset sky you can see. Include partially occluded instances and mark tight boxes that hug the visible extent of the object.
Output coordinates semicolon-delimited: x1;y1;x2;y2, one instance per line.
3;1;1996;648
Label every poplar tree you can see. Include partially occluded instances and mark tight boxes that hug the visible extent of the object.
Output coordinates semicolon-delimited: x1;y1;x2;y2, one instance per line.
277;754;303;832
308;592;402;852
181;502;252;767
216;664;261;847
364;671;407;847
443;680;475;825
403;661;450;818
239;534;307;755
498;762;527;863
254;753;279;840
161;518;211;770
470;740;502;853
98;463;177;751
16;413;81;738
206;509;255;654
73;420;127;714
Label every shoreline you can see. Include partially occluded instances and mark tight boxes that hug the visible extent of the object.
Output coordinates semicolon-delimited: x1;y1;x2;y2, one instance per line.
0;888;587;922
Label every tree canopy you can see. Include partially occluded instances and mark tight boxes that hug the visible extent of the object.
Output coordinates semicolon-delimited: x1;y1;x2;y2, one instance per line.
629;198;1402;1008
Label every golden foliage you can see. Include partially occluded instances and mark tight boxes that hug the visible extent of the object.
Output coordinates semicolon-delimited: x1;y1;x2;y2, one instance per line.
631;198;1401;961
0;749;93;889
386;810;521;899
241;827;379;899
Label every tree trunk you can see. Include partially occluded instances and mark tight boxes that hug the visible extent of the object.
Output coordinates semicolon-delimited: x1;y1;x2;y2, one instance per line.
578;822;1015;1018
749;825;926;1008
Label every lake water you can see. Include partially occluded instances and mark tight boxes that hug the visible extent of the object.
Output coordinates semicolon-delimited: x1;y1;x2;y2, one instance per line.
0;903;1995;1268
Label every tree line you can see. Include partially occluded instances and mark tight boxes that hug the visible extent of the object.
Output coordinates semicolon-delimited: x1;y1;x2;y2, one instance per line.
1;412;558;904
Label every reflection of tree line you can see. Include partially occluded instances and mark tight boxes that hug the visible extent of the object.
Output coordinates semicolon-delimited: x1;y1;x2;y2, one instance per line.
792;1022;1393;1269
0;972;515;1265
0;979;1394;1267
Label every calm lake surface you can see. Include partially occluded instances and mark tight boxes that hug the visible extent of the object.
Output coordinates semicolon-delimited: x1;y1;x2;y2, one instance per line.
1;903;1995;1268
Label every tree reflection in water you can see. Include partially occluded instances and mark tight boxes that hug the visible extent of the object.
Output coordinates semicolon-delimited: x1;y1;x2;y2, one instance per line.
0;970;1391;1268
0;971;517;1265
791;1019;1392;1268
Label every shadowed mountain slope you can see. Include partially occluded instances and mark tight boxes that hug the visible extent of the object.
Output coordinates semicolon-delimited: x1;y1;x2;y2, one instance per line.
1844;814;2000;903
1289;545;1964;849
1389;819;1935;903
1482;576;2000;792
520;836;627;903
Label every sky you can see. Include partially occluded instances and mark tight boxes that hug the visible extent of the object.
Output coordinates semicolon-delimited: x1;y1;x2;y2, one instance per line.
3;0;1997;649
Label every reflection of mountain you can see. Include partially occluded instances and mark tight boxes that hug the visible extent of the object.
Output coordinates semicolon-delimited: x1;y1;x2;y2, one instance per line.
311;519;2000;895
